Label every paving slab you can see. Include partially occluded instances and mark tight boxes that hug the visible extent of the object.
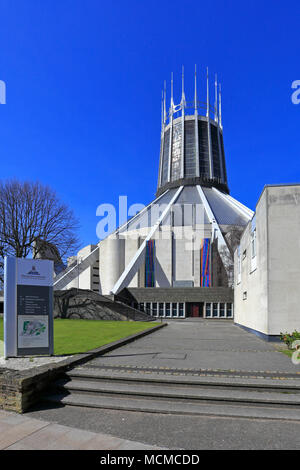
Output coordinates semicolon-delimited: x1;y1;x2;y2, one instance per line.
0;410;164;450
0;414;48;449
85;321;299;374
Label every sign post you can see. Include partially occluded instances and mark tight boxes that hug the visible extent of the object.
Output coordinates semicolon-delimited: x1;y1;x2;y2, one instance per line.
4;257;54;358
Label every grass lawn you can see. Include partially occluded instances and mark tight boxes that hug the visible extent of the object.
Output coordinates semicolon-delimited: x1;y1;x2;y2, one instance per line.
0;318;3;346
0;318;159;356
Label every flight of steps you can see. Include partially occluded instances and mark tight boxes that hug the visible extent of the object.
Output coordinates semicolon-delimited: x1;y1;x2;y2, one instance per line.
42;366;300;421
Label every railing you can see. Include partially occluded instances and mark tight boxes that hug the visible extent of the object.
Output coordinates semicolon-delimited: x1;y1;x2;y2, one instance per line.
165;101;217;124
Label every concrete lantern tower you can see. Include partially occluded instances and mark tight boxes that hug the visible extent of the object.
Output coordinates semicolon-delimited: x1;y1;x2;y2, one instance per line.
54;67;254;319
157;67;228;197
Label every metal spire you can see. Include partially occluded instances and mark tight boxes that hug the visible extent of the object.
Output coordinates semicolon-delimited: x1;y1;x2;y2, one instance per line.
194;64;198;110
194;64;200;177
163;80;166;123
167;73;174;182
170;72;174;114
206;67;213;179
181;65;186;108
214;74;218;123
219;83;222;129
161;89;164;132
206;67;210;118
181;66;185;178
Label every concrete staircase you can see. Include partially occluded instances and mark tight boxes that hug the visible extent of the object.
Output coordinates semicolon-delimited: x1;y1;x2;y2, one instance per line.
43;366;300;421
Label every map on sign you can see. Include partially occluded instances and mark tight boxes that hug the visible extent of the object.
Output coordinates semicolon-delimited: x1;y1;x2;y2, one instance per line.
17;316;49;348
21;320;46;337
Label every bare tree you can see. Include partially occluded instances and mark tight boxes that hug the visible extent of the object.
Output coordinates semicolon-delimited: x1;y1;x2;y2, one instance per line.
219;226;244;287
0;180;80;283
225;226;244;257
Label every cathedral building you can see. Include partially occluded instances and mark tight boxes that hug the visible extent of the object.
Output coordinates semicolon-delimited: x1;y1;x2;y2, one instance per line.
54;68;254;319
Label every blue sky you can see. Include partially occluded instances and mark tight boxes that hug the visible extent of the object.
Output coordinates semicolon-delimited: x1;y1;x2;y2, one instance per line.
0;0;299;249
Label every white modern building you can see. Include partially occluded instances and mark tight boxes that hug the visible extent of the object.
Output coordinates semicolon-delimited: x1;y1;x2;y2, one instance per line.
234;184;300;340
54;68;254;319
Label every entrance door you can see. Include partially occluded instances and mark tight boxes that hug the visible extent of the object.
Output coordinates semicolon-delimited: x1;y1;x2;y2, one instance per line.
191;304;199;317
187;302;204;317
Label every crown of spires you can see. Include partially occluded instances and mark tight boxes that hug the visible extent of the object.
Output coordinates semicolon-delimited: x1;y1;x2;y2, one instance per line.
161;65;222;129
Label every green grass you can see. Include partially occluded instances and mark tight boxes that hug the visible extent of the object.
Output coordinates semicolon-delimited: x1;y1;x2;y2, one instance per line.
0;318;159;356
278;348;293;358
0;318;3;343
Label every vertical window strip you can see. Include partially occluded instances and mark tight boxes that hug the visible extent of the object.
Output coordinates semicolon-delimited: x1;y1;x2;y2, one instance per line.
145;240;155;287
201;238;211;287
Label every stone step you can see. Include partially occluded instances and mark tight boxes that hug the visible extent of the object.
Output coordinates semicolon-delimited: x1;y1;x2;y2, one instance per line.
55;378;300;407
67;367;300;394
72;363;300;380
43;392;300;421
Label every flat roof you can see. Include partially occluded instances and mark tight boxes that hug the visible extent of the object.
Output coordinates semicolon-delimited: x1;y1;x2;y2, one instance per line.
256;182;300;208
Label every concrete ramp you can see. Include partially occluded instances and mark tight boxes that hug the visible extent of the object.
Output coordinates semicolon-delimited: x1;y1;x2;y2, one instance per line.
54;288;151;321
53;247;99;291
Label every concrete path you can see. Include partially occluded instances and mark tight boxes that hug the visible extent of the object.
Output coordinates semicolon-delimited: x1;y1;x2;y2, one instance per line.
86;320;299;374
19;320;300;450
0;409;164;450
27;403;300;450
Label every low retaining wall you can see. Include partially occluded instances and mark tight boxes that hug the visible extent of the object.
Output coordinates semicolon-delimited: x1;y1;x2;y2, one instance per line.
0;322;166;413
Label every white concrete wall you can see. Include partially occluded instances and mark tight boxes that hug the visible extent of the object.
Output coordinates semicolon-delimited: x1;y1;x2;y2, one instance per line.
62;244;98;291
267;185;300;334
94;215;233;295
125;238;140;288
99;236;125;295
234;185;300;336
99;223;218;291
77;245;94;290
137;236;146;288
173;237;193;283
234;189;268;333
155;232;172;287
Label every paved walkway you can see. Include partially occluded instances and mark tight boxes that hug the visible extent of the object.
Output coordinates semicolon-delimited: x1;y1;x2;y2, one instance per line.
0;409;164;450
86;320;299;375
27;404;300;450
23;321;300;450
